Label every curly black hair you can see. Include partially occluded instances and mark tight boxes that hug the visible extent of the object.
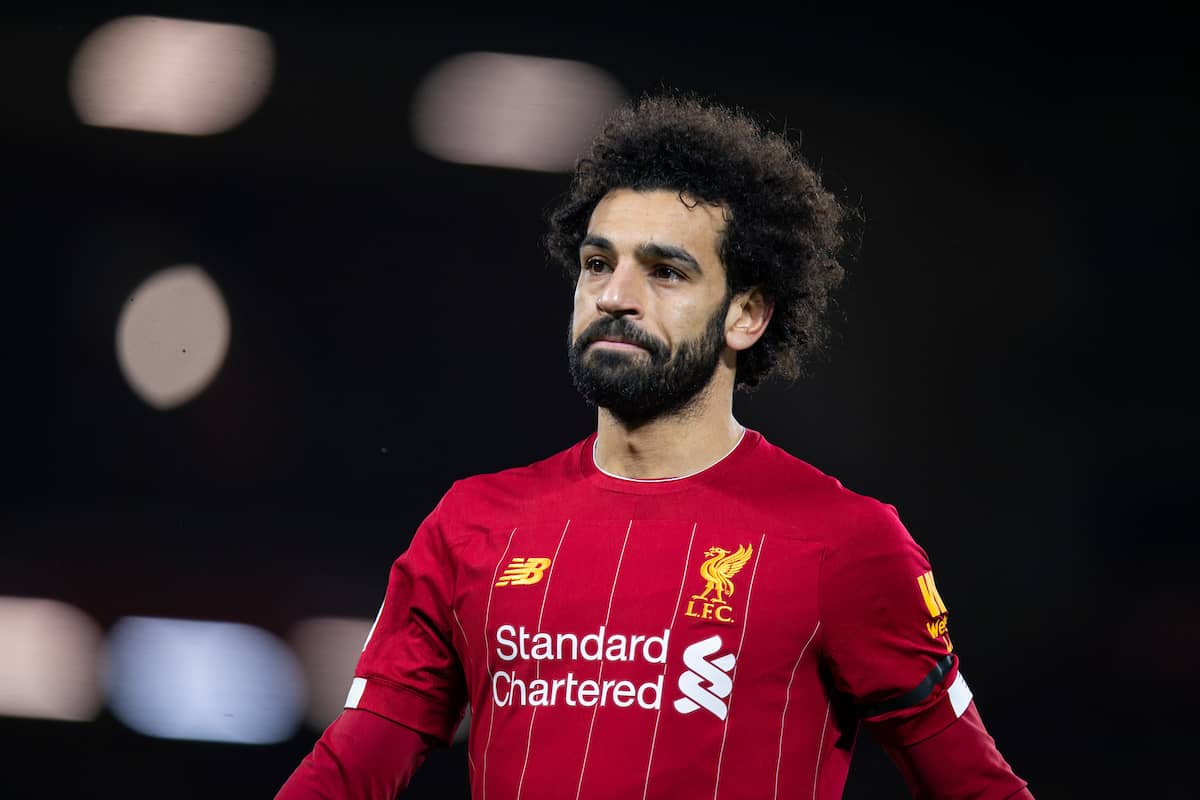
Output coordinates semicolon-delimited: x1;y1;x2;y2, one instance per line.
544;90;853;390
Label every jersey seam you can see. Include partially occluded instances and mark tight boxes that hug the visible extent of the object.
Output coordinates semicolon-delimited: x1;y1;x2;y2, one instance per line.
867;692;965;748
355;674;457;710
814;543;831;661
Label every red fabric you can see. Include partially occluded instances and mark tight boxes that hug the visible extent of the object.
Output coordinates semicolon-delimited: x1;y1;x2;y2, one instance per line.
326;429;1026;798
881;701;1033;799
346;492;468;745
275;709;432;800
817;494;961;747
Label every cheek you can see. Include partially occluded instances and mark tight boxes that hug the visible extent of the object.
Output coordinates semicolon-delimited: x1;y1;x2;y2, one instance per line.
571;293;592;339
666;300;710;339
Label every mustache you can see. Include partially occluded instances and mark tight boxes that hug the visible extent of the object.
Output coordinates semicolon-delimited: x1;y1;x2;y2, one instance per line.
573;317;668;359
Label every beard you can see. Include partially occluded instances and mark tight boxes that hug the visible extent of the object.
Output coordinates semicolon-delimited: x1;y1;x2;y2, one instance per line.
567;295;731;426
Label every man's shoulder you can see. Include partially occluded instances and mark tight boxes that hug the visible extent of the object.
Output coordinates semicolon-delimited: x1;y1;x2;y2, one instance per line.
749;432;908;540
749;432;879;504
438;435;590;509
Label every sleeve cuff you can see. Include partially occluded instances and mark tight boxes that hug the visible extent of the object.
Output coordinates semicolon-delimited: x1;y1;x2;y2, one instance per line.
344;675;464;745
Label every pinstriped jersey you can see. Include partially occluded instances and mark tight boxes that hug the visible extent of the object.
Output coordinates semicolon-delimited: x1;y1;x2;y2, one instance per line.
347;429;973;799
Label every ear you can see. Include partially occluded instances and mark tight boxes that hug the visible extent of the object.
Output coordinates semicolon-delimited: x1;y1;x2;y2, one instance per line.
725;286;773;352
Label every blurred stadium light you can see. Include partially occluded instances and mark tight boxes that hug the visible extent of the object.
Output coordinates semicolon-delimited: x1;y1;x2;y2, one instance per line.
68;15;274;136
288;616;373;731
105;616;305;744
0;597;104;722
116;264;231;410
411;51;625;172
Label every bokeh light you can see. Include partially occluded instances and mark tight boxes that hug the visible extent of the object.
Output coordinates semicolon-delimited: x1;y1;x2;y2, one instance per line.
411;51;625;172
116;264;231;410
69;15;274;136
105;616;306;744
0;597;104;722
288;616;373;731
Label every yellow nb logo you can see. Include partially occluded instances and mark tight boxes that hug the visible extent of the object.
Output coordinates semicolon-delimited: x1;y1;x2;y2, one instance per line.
495;557;552;587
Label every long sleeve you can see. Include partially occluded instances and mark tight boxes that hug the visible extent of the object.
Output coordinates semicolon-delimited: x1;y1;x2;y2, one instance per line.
880;700;1033;799
348;495;468;743
819;499;1031;797
275;708;434;800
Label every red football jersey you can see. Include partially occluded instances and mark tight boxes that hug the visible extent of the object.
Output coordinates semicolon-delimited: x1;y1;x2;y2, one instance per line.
347;429;993;799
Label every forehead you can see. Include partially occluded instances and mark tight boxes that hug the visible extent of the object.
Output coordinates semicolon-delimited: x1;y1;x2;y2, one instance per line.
585;189;727;263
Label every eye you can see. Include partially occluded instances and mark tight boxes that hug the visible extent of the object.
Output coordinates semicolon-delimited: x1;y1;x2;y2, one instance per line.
653;265;684;281
583;256;610;274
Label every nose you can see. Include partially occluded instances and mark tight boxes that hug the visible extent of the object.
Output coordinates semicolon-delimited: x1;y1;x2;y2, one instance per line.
595;261;643;318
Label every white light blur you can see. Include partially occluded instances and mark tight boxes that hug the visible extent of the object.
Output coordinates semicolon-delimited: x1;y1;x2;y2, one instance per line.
69;15;274;136
116;264;230;410
412;51;625;172
105;617;306;744
0;597;104;722
288;617;374;731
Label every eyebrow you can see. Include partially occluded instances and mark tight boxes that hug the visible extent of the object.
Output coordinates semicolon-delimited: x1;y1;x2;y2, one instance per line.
579;235;703;275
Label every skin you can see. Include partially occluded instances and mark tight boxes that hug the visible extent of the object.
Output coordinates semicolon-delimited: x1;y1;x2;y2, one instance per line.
572;188;774;479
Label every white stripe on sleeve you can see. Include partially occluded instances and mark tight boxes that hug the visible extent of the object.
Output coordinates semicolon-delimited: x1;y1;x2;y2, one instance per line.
345;676;367;709
947;672;972;718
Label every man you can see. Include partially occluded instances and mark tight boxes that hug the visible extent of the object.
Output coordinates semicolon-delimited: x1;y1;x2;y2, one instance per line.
277;92;1033;799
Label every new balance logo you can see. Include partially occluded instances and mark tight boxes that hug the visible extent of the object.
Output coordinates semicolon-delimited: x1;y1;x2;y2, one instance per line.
673;634;736;720
495;557;552;587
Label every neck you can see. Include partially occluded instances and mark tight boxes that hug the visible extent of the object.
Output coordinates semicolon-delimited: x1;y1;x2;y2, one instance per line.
593;370;743;480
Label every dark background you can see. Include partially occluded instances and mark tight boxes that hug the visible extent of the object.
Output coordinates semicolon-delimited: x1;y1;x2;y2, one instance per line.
1;5;1195;798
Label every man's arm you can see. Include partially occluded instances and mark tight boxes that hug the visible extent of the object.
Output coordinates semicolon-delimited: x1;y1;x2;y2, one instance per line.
820;499;1033;797
275;709;434;800
278;490;467;798
854;652;1032;798
877;700;1033;800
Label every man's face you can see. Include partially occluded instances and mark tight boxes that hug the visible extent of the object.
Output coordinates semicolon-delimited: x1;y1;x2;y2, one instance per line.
568;188;733;425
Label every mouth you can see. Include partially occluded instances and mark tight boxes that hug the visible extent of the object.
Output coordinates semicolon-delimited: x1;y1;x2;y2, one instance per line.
590;338;646;351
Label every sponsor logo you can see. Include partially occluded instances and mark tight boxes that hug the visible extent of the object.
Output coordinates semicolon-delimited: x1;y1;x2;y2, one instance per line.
683;544;754;624
493;624;669;664
917;570;953;653
490;625;669;710
492;671;664;710
495;556;552;587
673;634;736;720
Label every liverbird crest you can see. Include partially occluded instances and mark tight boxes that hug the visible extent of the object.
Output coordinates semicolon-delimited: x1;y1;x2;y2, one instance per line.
694;543;754;605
